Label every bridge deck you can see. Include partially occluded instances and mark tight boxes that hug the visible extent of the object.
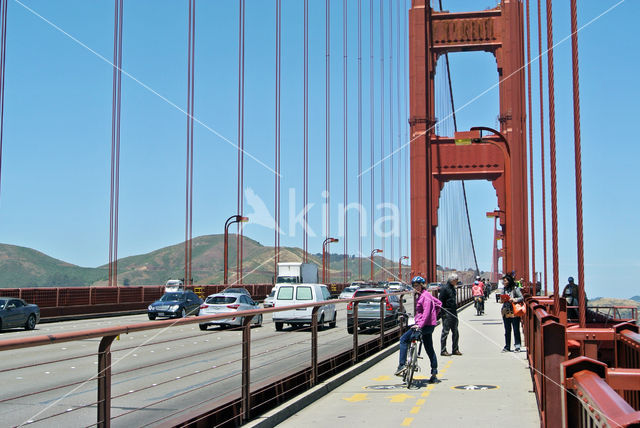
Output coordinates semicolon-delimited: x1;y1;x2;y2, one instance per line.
273;296;540;427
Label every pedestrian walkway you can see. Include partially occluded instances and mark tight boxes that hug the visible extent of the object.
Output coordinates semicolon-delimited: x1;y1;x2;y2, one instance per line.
274;295;540;427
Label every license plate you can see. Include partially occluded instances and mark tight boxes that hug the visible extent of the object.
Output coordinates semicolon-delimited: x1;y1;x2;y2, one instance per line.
158;312;165;316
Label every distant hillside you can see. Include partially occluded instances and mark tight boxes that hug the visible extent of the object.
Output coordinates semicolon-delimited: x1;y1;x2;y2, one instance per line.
630;296;640;303
589;297;640;320
1;236;429;288
0;243;106;287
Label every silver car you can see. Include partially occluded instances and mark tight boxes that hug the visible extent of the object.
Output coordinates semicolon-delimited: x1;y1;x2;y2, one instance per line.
346;288;401;334
263;289;275;308
338;286;360;300
198;293;263;330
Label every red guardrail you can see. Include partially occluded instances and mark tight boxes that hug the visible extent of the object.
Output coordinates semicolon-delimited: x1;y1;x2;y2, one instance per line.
523;295;640;427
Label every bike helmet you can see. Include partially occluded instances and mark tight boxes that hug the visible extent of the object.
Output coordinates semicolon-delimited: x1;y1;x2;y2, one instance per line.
475;276;481;280
411;275;426;284
568;277;574;283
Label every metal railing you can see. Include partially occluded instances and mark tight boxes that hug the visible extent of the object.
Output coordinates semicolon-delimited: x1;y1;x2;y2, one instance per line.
522;295;640;427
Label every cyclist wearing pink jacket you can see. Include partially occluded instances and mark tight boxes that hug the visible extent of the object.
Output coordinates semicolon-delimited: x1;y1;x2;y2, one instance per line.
395;276;442;384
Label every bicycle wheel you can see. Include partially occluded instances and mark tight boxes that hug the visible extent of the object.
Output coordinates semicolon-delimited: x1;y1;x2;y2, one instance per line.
402;342;416;383
404;343;418;388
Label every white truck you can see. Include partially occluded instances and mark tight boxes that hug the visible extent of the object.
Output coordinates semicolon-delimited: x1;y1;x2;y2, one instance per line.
276;262;318;284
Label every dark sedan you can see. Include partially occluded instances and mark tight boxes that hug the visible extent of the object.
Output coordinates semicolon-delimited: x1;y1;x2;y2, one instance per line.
0;297;40;331
147;291;202;320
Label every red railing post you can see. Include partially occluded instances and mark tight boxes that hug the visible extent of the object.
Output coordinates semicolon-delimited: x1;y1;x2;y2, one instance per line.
98;335;117;428
241;315;253;422
311;306;320;387
352;302;359;364
542;318;567;428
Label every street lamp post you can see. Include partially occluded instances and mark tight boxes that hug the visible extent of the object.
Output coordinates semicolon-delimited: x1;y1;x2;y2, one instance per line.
224;215;249;285
399;256;409;282
322;237;339;284
370;249;382;282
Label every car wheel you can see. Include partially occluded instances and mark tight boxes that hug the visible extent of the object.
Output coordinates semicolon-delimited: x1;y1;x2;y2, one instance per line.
25;314;36;331
347;325;354;334
275;322;283;331
329;312;337;328
254;314;263;327
199;323;208;331
179;308;186;318
318;314;325;331
148;313;157;320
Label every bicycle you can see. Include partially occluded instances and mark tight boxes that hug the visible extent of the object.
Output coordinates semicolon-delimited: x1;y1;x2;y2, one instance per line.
474;296;484;316
402;326;423;389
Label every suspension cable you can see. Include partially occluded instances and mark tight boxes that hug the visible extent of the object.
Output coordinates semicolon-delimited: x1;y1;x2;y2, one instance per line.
545;0;560;310
343;0;348;283
396;0;402;270
237;0;246;284
185;0;195;285
369;0;375;281
274;0;281;275
526;0;536;288
379;0;385;279
325;0;331;283
109;0;123;287
357;0;363;279
0;0;6;203
537;0;548;295
570;0;586;328
388;0;394;267
303;0;309;262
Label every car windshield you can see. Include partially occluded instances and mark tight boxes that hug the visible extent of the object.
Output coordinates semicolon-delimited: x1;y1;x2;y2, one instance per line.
206;295;237;304
159;293;184;302
267;290;275;297
276;276;297;284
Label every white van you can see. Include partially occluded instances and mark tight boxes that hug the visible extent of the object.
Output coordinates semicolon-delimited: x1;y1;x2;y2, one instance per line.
164;279;185;293
272;283;336;331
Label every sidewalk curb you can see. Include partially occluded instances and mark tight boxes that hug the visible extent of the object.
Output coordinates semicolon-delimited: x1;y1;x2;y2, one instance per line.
244;342;400;428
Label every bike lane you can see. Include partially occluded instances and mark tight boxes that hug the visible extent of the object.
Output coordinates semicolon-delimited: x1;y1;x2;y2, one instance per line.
266;295;539;427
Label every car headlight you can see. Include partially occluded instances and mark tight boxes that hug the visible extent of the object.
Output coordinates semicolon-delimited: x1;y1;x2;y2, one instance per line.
148;305;154;310
169;305;179;311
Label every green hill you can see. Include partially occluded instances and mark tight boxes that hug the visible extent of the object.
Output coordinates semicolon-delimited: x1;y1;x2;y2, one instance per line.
0;235;422;287
0;243;106;287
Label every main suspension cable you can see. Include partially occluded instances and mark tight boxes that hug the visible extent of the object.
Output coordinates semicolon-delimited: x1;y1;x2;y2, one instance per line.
237;0;246;284
343;0;348;283
537;0;548;295
185;0;195;285
274;0;281;275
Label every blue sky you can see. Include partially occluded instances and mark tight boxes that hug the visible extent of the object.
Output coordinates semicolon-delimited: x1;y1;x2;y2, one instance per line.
0;0;637;299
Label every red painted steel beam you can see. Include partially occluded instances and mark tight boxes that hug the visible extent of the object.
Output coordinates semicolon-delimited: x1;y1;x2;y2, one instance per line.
606;368;640;391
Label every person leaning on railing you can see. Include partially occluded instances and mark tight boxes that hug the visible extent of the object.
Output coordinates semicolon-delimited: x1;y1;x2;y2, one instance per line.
501;273;524;353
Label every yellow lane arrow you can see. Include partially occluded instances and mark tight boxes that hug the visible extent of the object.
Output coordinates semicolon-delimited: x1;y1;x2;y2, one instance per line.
343;393;368;402
389;393;413;403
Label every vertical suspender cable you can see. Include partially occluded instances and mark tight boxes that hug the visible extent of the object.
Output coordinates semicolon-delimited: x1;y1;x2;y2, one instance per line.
388;0;394;267
0;0;6;202
537;0;548;295
396;0;402;269
403;0;409;264
369;0;375;280
343;0;348;283
237;0;246;284
325;0;331;283
379;0;385;278
274;0;281;275
303;0;309;262
526;0;536;288
570;0;586;328
185;0;195;285
545;0;560;310
357;0;363;279
109;0;123;287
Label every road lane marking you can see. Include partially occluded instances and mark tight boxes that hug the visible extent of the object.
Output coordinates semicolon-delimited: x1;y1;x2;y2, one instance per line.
343;393;368;402
410;406;420;414
426;384;436;390
401;417;414;426
373;375;391;381
421;391;431;397
416;399;426;405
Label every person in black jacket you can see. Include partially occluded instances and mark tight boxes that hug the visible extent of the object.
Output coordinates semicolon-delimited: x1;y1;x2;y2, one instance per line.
439;274;462;356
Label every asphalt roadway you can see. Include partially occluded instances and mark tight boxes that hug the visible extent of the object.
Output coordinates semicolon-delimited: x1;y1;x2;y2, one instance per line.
0;306;384;427
249;296;540;427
